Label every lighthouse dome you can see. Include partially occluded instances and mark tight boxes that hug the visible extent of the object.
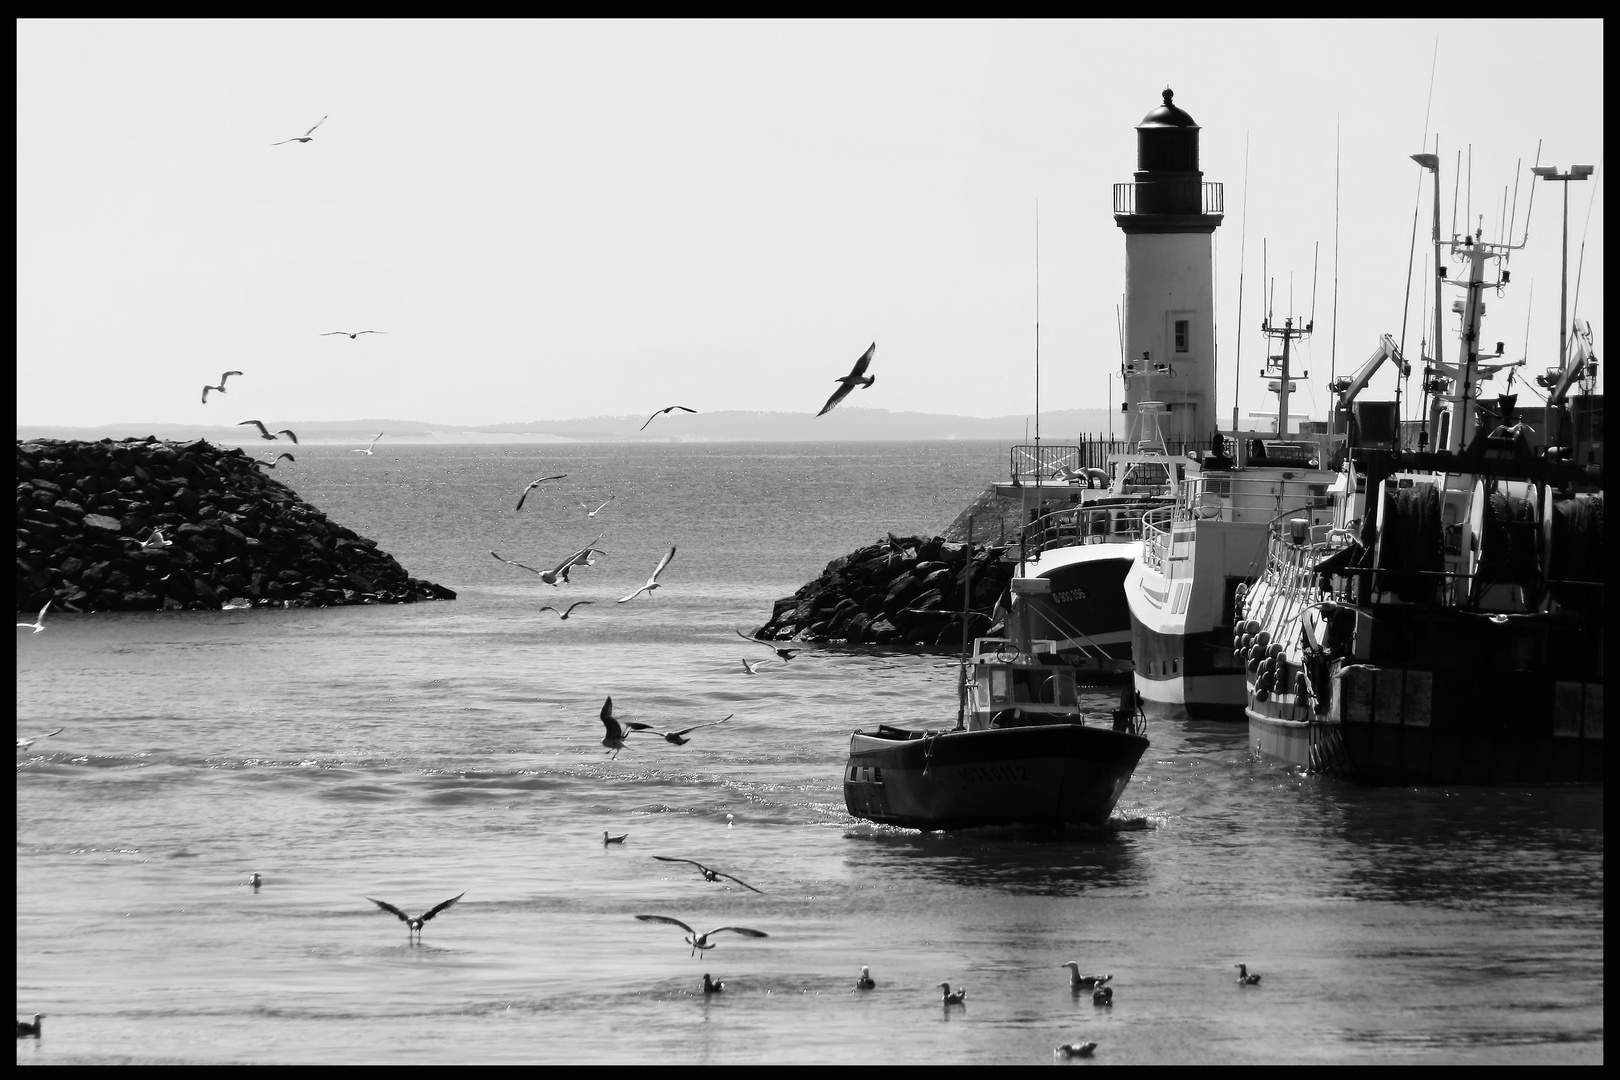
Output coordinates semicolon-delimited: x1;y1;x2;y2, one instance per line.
1136;88;1200;173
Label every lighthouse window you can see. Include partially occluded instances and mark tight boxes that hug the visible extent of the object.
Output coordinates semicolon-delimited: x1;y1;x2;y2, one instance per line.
1174;320;1190;352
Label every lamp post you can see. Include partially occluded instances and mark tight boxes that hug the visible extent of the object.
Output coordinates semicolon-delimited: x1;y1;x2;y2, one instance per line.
1530;165;1594;374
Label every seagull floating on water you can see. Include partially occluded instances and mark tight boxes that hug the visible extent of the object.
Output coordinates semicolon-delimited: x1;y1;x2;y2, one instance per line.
248;872;263;890
817;342;876;416
653;855;762;893
633;914;768;957
260;452;296;469
1055;1041;1097;1058
513;474;568;511
598;696;656;759
200;370;243;404
857;966;875;990
603;831;629;845
577;496;615;518
320;330;384;338
1236;963;1261;985
365;892;464;943
616;546;675;604
352;432;384;455
239;419;299;443
701;974;724;995
1092;986;1113;1005
17;601;51;634
1061;963;1113;989
939;982;966;1005
735;629;798;661
639;405;696;431
491;534;605;586
16;1014;44;1039
273;115;327;145
16;726;64;750
540;601;594;620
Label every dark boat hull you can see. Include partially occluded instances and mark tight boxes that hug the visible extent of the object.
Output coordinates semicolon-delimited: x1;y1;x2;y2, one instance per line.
843;724;1148;829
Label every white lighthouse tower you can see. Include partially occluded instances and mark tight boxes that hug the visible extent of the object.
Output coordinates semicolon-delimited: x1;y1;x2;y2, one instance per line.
1114;89;1223;450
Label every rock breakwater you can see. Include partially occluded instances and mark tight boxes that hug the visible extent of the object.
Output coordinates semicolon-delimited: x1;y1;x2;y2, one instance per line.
16;437;454;612
749;533;1015;647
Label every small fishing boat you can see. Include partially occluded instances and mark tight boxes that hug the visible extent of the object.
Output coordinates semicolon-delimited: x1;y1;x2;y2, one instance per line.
844;576;1149;830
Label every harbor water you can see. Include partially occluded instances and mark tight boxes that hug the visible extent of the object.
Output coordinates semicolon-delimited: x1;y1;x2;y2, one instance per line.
15;441;1603;1063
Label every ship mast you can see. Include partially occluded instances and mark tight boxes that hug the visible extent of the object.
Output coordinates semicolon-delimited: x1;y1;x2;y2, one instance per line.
1259;315;1311;435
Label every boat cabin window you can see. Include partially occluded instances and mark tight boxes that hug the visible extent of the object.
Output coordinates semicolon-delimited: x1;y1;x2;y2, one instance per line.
977;666;1077;707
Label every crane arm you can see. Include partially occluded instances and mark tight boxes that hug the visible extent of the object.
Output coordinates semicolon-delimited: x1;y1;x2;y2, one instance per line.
1331;334;1408;407
1544;318;1596;408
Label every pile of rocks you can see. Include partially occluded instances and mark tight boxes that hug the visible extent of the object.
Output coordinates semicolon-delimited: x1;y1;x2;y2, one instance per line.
16;437;454;612
750;533;1014;648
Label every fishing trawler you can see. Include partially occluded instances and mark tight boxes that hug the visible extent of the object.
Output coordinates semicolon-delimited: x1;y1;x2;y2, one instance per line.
1240;154;1603;783
844;577;1150;830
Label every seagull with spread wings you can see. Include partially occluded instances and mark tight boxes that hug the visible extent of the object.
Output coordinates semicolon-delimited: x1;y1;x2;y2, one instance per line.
735;628;799;661
639;405;696;431
17;602;51;635
321;330;384;338
817;342;876;416
617;546;676;603
16;726;64;750
352;432;384;455
638;714;732;747
260;452;296;469
490;533;604;586
514;474;568;511
238;419;298;443
365;893;464;943
539;601;594;620
598;695;656;759
633;914;769;957
652;855;763;894
201;370;243;404
577;496;615;518
274;116;327;145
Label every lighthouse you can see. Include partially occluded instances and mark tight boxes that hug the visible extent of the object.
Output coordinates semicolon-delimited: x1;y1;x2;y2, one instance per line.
1114;89;1223;450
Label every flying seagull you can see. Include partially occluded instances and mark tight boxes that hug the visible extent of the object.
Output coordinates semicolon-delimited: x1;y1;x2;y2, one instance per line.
1236;963;1261;985
939;982;966;1005
238;419;299;443
652;855;762;893
735;629;799;661
365;892;464;943
1061;963;1113;989
741;658;769;675
639;405;696;431
201;370;243;404
577;496;615;518
514;474;568;511
490;534;605;586
274;115;327;145
598;695;656;759
17;601;50;634
633;914;769;957
260;452;296;469
321;330;384;338
817;342;876;416
352;432;384;455
636;715;732;747
16;726;64;750
616;546;676;604
539;601;594;620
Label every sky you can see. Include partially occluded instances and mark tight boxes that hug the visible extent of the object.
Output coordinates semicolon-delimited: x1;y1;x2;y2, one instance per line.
17;19;1604;430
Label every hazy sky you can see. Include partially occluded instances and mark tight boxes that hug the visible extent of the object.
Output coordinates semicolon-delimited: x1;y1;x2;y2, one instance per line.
17;19;1603;429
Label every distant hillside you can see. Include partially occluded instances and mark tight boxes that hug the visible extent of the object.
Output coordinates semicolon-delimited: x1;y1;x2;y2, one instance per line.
17;408;1119;445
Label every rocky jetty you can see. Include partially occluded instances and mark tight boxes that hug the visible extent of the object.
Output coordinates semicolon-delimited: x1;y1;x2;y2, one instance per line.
16;437;454;612
749;533;1015;648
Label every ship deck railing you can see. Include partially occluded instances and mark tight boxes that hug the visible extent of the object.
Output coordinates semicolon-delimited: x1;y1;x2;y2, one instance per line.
1177;475;1336;524
1021;502;1149;554
1008;439;1213;484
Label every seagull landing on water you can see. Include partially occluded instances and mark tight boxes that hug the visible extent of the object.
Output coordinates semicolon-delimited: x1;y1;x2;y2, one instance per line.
260;452;296;469
1236;963;1261;985
540;601;593;620
352;432;384;455
1055;1042;1097;1058
857;967;876;990
513;474;568;511
365;893;464;943
939;982;966;1005
817;343;876;416
652;855;762;893
321;330;384;339
639;405;696;431
1061;963;1113;990
735;629;799;661
616;546;675;604
603;831;629;845
633;915;768;957
273;115;327;145
598;696;655;759
239;419;299;443
17;602;50;634
16;727;64;751
201;370;243;404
